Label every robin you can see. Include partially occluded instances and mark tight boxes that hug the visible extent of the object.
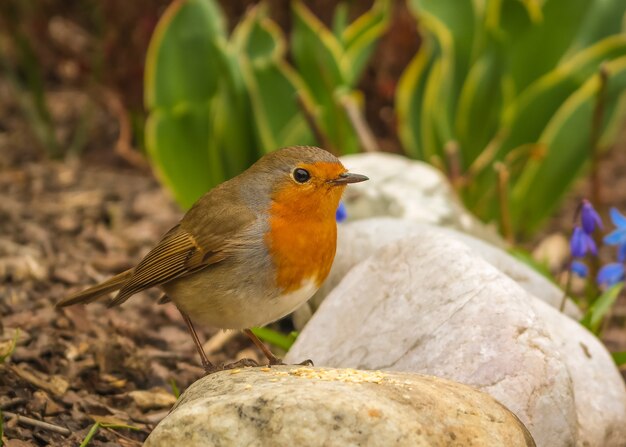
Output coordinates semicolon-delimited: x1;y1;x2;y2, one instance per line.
56;146;368;372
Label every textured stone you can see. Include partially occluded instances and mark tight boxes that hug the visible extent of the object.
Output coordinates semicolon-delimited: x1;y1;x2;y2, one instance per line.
145;366;535;447
293;218;579;329
286;233;626;447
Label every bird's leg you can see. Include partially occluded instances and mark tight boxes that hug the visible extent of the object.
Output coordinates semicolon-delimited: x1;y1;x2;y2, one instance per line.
244;329;283;365
178;307;215;373
244;329;314;367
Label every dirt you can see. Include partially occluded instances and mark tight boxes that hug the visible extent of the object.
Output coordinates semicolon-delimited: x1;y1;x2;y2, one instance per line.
0;89;264;446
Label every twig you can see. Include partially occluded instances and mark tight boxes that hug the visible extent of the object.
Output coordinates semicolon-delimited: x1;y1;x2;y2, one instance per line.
202;330;237;355
0;397;26;410
2;411;71;436
98;86;148;170
340;94;378;152
296;92;336;153
443;140;463;191
494;162;514;244
464;130;508;182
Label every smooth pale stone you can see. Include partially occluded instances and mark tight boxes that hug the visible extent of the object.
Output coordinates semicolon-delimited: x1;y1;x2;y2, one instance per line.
145;366;535;447
286;234;626;447
339;152;503;246
292;218;579;329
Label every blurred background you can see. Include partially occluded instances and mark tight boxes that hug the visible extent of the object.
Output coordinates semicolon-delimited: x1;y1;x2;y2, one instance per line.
2;0;626;443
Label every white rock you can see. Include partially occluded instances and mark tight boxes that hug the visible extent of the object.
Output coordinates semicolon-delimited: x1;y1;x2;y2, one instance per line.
286;234;626;447
339;152;503;246
145;366;535;447
293;219;579;329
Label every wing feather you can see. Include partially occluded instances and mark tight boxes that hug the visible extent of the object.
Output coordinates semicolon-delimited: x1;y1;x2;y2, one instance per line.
108;226;224;307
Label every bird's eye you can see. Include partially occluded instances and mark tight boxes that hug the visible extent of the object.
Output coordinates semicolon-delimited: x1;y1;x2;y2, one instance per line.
293;168;311;183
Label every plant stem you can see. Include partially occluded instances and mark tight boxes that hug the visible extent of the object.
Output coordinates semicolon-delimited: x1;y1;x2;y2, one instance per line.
589;63;609;209
559;259;573;312
296;92;336;154
494;162;514;243
340;94;378;152
589;63;609;285
444;140;463;192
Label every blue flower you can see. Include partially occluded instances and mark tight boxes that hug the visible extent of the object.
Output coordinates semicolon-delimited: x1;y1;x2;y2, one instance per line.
570;260;588;278
581;200;602;234
597;263;625;287
570;226;597;258
604;207;626;246
335;202;347;223
619;244;626;263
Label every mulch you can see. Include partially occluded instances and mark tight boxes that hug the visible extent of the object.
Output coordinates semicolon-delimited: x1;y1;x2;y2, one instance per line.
0;143;263;446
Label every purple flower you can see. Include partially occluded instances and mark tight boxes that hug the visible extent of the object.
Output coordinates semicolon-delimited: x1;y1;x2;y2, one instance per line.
597;263;625;287
335;202;347;223
570;260;588;278
570;226;597;258
581;200;603;234
604;207;626;246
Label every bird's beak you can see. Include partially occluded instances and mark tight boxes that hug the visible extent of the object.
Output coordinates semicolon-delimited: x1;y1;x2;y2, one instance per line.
330;172;369;185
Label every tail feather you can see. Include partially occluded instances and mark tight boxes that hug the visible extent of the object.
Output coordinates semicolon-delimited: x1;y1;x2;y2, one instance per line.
56;269;133;307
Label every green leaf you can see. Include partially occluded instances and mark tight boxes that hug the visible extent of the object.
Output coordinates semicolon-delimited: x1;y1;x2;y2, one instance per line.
580;282;624;333
408;0;475;103
569;0;626;53
499;0;592;93
501;34;626;156
250;327;298;351
236;6;313;153
511;56;626;232
612;351;626;366
144;0;227;110
396;40;436;159
146;104;218;209
454;39;506;165
341;0;391;85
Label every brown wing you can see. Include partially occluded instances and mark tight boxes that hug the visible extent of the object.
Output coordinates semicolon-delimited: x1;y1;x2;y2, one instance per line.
107;225;226;307
107;178;258;307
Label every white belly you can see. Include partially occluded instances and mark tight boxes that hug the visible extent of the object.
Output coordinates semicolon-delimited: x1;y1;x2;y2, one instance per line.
164;275;319;330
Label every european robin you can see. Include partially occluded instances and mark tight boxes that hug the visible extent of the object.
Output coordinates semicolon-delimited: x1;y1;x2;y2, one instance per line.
56;146;368;372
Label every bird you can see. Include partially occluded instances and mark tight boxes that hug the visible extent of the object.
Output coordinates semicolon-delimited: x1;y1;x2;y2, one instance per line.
56;146;368;372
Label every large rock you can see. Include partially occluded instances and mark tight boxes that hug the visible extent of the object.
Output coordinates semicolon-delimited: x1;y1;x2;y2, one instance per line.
145;366;535;447
293;219;579;329
286;233;626;447
339;152;503;246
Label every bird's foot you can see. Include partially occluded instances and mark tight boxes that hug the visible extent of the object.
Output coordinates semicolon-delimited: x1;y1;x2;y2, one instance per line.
267;358;314;367
202;358;261;375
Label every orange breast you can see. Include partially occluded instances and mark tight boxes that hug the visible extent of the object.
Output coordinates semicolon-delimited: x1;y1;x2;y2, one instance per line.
265;183;342;293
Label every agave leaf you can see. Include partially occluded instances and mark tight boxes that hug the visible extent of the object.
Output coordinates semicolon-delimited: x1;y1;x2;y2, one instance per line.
454;38;506;165
236;6;313;152
291;0;346;97
569;0;626;53
417;15;455;161
408;0;475;103
341;0;391;84
396;39;436;159
501;35;626;155
511;56;626;233
291;0;359;153
499;0;592;93
146;104;216;209
144;0;226;110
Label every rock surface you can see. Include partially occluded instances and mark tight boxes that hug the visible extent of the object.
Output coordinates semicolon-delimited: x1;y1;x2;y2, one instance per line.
339;152;503;246
145;366;535;447
286;234;626;447
293;219;579;328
